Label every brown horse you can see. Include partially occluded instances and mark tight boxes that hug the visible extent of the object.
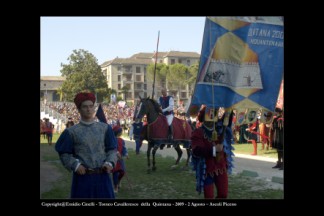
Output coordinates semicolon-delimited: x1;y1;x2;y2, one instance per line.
135;97;192;172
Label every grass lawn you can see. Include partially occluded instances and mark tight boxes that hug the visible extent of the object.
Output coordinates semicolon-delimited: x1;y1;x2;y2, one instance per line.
120;133;278;158
232;143;278;158
40;133;283;199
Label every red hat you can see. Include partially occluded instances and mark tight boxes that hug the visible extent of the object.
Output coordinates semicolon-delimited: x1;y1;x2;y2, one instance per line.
112;125;122;135
74;92;96;108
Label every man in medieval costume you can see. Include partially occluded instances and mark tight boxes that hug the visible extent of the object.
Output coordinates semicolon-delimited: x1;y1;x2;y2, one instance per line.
55;92;117;198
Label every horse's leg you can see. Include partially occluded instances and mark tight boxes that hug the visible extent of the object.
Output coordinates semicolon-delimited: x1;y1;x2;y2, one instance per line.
152;145;159;171
185;148;192;167
147;142;152;173
178;148;191;170
174;144;183;165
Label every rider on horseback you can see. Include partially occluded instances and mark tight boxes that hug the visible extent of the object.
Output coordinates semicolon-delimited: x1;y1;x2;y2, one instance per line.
158;88;174;146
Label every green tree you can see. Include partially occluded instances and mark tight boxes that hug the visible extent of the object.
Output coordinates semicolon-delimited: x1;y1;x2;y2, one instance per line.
167;64;187;87
147;63;169;88
147;62;199;100
186;63;199;95
167;64;188;101
60;49;108;102
56;86;64;101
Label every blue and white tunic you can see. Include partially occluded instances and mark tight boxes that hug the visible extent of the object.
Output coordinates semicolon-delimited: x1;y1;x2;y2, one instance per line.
55;121;117;198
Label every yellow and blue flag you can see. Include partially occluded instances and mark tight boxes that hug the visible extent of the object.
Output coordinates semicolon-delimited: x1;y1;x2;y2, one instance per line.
189;17;284;115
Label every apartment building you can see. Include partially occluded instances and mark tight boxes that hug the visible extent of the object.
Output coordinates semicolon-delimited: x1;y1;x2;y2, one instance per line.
40;76;66;102
101;51;200;106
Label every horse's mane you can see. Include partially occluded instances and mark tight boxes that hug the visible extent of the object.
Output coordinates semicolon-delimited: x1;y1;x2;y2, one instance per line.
148;98;162;114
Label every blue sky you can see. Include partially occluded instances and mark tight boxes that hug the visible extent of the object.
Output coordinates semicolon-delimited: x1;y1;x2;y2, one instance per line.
41;17;206;76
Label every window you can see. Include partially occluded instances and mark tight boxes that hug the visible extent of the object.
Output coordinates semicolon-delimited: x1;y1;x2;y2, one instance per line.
125;66;132;73
187;60;190;66
136;83;141;89
125;74;132;81
181;92;187;98
118;84;121;90
136;75;141;82
178;59;182;64
171;59;175;65
118;75;121;82
136;67;141;73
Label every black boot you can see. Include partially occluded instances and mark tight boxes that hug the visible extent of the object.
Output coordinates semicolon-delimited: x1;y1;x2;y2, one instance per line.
169;125;173;140
272;161;281;168
279;162;284;170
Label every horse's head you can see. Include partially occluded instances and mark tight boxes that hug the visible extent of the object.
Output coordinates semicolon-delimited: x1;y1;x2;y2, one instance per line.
135;96;149;121
135;96;162;123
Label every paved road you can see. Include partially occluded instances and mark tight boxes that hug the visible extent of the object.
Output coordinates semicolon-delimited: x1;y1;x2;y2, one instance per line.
124;138;283;190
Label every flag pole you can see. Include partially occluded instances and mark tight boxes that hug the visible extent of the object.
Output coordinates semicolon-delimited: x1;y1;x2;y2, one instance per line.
152;31;160;99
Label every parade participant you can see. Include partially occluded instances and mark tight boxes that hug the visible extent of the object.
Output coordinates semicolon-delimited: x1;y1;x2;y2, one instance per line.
191;106;234;199
40;119;46;139
259;111;272;150
55;92;117;199
142;115;148;126
44;118;54;145
158;88;174;140
246;112;259;155
271;107;284;170
112;125;129;193
129;118;144;155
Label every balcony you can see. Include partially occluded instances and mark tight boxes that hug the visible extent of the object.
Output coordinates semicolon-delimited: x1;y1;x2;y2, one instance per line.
123;69;133;73
134;87;143;91
122;78;133;83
